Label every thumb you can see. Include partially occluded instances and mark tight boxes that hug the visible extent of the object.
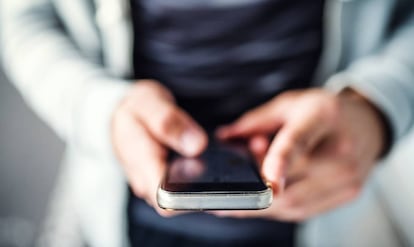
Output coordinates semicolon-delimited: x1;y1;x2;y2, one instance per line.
140;105;208;157
126;80;208;157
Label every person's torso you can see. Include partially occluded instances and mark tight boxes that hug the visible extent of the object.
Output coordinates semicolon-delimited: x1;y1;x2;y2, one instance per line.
129;0;323;243
131;0;324;127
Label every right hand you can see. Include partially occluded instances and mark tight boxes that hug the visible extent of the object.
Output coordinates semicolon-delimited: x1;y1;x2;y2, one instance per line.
111;80;208;216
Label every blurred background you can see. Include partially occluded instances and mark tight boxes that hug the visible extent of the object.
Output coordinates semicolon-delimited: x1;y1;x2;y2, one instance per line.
0;56;63;246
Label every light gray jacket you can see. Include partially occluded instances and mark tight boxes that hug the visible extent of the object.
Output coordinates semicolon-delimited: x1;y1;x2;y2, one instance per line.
1;0;414;246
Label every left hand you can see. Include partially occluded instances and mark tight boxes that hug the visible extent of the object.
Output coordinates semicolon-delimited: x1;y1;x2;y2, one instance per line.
214;88;388;221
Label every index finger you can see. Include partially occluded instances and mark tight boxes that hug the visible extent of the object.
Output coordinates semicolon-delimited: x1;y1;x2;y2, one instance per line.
262;114;331;192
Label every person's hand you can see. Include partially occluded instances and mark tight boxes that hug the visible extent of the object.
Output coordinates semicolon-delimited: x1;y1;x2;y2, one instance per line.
215;88;387;221
112;80;208;216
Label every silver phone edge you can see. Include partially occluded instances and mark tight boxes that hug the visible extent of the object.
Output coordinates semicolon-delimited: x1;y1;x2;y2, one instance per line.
156;187;273;210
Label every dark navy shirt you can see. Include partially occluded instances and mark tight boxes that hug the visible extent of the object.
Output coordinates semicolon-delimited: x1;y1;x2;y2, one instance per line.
131;0;324;127
130;0;324;244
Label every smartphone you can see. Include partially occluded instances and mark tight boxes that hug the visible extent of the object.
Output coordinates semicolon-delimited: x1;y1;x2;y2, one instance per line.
157;139;272;210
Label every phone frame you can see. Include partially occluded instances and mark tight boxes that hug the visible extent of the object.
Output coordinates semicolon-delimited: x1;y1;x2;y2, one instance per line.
156;140;273;210
157;186;272;210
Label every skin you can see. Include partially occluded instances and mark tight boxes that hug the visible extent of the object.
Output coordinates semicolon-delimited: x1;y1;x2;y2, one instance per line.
111;80;208;216
112;80;386;221
214;89;387;221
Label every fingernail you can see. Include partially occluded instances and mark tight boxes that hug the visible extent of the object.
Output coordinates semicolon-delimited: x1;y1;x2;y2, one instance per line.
181;128;204;156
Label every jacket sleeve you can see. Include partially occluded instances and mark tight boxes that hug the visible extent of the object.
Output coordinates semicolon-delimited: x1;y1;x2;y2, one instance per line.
326;10;414;146
0;0;132;160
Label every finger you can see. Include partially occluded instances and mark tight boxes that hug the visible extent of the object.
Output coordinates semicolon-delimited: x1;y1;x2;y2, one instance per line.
249;134;271;165
303;185;360;219
209;152;362;221
261;111;331;189
209;205;276;219
132;133;181;218
211;183;359;222
121;119;165;201
209;210;255;219
216;101;283;139
278;185;360;221
117;114;179;217
280;159;361;209
132;96;208;157
269;154;364;221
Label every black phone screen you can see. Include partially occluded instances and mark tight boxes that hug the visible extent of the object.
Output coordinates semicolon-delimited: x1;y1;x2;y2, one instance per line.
162;140;268;192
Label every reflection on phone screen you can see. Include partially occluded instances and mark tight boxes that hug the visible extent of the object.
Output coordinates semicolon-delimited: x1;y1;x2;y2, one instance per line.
167;141;261;184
